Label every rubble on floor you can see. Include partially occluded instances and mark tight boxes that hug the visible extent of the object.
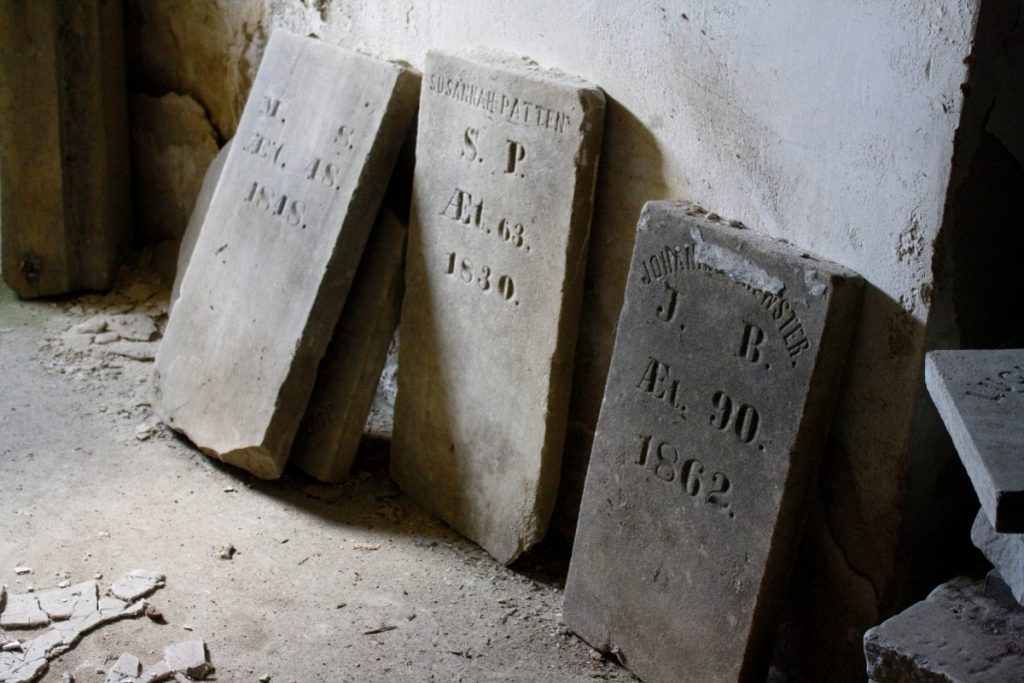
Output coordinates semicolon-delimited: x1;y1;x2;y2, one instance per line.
0;571;165;683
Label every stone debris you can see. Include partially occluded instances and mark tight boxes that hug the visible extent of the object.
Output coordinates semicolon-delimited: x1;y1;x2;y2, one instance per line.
109;570;165;602
162;640;211;680
12;568;31;576
103;653;141;683
216;545;236;561
0;571;165;683
0;594;49;629
864;574;1024;681
971;509;1024;605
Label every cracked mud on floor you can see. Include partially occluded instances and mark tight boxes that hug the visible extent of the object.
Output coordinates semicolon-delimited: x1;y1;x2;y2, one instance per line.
0;262;637;682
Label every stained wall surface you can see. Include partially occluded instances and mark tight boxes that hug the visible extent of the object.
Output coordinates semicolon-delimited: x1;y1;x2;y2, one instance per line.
123;1;986;677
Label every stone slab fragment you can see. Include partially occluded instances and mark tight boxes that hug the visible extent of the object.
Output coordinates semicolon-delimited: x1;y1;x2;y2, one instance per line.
864;574;1024;682
925;349;1024;531
391;51;605;564
291;205;407;482
163;640;210;679
152;31;419;479
971;508;1024;605
0;0;131;298
564;201;863;683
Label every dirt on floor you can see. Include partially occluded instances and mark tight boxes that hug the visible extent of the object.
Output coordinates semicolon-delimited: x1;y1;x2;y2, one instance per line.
0;257;636;683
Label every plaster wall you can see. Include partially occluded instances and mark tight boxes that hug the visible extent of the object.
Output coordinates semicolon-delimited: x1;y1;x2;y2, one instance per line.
124;1;985;677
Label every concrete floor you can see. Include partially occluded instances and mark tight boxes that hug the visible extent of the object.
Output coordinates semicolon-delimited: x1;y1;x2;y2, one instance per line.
0;270;635;682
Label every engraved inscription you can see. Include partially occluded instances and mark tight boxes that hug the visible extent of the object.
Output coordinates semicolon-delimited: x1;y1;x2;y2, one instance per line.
243;180;306;229
636;357;687;419
505;139;527;176
427;73;573;134
242;131;287;168
738;322;766;364
259;96;285;122
444;251;518;305
304;157;344;190
461;127;482;163
965;365;1024;402
441;188;483;228
710;390;762;447
439;187;532;253
629;433;733;516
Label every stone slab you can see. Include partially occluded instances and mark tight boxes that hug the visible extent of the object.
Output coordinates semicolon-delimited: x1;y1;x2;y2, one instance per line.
169;140;232;316
564;201;863;683
291;205;407;482
0;0;131;298
925;349;1024;531
971;508;1024;605
152;31;419;479
864;574;1024;682
391;51;605;564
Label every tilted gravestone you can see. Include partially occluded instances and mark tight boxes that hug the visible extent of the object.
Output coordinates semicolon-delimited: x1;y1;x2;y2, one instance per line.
0;0;131;298
925;349;1024;531
391;52;605;564
152;31;419;479
290;205;407;482
564;201;863;683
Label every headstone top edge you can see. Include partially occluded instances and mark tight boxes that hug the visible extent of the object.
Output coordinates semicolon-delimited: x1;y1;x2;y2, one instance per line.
639;200;862;282
267;28;419;78
424;49;604;99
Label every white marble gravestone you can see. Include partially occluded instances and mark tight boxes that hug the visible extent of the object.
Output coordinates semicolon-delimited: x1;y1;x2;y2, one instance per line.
391;52;605;564
152;31;419;478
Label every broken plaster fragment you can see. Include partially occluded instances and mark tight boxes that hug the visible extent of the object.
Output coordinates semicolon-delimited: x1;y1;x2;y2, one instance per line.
163;640;211;679
103;652;141;683
110;570;165;602
36;581;98;621
0;593;49;629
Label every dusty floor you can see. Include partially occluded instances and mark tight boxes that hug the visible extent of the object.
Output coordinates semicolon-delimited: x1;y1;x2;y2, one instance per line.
0;262;636;682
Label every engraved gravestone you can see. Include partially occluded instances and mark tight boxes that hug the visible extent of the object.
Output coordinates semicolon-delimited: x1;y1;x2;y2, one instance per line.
0;0;131;298
925;349;1024;531
391;52;605;564
564;201;863;683
291;205;407;482
152;31;419;479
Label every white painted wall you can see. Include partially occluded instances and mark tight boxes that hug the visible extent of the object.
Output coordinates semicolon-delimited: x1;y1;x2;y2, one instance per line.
126;1;983;676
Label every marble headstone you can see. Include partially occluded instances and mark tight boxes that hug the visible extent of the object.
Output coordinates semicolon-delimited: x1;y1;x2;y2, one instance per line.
291;205;407;482
0;0;131;298
391;52;605;564
564;201;863;682
152;31;419;479
925;349;1024;531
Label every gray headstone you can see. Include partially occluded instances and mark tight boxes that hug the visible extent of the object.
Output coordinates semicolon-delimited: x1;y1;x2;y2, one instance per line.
971;509;1024;606
564;201;863;683
291;205;407;482
169;139;232;315
152;31;419;479
391;51;605;564
864;574;1024;682
0;0;131;298
925;349;1024;531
